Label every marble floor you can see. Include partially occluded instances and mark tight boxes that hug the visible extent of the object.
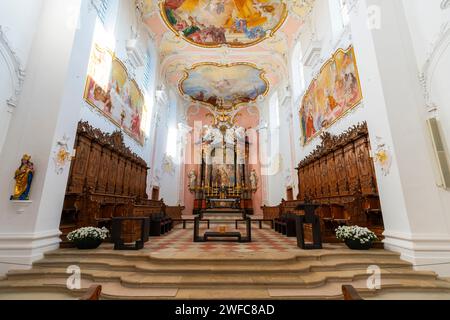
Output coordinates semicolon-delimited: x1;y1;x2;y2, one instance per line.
147;225;303;255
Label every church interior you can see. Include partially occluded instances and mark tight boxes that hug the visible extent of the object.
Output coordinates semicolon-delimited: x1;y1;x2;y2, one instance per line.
1;0;450;301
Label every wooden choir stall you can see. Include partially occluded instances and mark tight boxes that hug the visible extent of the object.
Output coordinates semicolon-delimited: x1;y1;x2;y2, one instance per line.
60;121;177;248
264;122;384;243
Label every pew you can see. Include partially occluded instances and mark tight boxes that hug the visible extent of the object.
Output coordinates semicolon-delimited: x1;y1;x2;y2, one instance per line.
342;285;363;300
80;285;102;300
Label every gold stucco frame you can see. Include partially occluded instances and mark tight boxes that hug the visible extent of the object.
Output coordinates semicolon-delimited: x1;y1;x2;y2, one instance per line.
299;45;364;146
159;0;288;49
83;44;147;146
178;62;270;111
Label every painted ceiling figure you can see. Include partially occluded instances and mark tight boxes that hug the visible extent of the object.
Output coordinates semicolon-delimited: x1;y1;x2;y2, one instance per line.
165;0;187;10
233;0;268;28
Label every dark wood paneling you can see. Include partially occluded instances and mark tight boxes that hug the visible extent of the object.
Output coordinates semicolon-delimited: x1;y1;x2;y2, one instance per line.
60;121;156;244
296;123;384;242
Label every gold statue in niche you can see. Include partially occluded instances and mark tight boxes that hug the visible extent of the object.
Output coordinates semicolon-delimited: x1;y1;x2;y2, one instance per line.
10;154;35;201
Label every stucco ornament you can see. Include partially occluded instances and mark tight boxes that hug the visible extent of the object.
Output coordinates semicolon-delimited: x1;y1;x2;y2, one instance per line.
250;169;259;192
53;135;72;175
188;170;197;191
373;137;392;177
162;153;175;175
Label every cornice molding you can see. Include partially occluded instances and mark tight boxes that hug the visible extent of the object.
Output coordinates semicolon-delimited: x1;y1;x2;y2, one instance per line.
419;22;450;112
0;25;26;112
89;0;110;24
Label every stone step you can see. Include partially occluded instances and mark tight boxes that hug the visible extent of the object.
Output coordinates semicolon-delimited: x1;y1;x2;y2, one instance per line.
5;267;439;288
41;247;402;263
2;275;450;300
28;255;412;275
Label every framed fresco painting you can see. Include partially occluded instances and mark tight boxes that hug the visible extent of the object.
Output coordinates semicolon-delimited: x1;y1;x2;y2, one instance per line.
179;62;269;110
84;44;146;145
160;0;288;48
299;46;363;145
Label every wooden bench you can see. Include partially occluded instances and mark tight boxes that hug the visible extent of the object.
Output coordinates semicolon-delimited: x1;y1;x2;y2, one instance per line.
342;285;363;300
173;219;210;229
80;285;102;300
112;217;149;250
235;219;273;229
204;232;242;242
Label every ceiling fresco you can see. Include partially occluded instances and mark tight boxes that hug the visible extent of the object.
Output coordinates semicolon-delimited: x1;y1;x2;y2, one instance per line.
137;0;316;106
179;62;269;110
160;0;288;48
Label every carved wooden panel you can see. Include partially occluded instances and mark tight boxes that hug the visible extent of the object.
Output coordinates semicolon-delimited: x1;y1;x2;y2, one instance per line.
296;122;384;241
107;153;119;194
298;167;305;200
327;153;338;197
140;167;148;198
86;142;102;190
314;162;321;198
68;136;92;194
320;157;329;197
61;121;154;245
334;149;349;195
355;136;377;195
115;157;125;195
307;164;314;198
123;160;131;195
129;163;136;195
344;143;359;193
97;148;110;193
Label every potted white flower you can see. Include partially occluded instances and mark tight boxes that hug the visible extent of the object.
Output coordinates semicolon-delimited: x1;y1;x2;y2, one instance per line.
335;225;378;250
67;227;109;250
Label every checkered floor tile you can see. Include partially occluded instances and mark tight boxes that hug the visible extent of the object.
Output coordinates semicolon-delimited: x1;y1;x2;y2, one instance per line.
145;225;300;254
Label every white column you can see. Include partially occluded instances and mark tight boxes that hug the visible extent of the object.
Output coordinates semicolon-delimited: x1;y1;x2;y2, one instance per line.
0;0;97;275
349;0;450;275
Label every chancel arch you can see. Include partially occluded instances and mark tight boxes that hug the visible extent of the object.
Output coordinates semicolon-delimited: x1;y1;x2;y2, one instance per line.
2;0;450;301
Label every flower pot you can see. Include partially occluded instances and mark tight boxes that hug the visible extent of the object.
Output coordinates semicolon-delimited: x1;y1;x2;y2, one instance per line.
74;238;103;250
345;239;373;250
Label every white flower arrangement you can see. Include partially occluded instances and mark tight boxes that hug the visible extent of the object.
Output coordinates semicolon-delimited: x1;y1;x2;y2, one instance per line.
335;225;378;244
67;227;109;242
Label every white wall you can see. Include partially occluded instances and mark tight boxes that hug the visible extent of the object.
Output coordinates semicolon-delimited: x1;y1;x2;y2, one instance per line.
78;0;157;164
0;0;44;153
402;0;450;219
152;90;182;205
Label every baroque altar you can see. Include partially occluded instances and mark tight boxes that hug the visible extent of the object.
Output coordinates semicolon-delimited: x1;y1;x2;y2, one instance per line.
190;117;256;215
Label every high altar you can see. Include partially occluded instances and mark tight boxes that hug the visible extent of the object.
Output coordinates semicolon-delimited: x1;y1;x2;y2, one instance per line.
191;122;255;215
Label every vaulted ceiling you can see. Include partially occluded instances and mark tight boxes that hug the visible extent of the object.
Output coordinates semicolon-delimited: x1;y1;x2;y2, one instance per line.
138;0;315;107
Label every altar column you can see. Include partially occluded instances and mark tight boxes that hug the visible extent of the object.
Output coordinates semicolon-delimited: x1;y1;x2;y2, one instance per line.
0;0;97;274
348;0;450;275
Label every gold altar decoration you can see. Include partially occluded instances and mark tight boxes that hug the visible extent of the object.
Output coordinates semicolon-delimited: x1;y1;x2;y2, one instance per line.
10;154;35;201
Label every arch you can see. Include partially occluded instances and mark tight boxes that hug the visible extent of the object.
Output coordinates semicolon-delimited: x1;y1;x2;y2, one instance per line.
0;26;25;109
